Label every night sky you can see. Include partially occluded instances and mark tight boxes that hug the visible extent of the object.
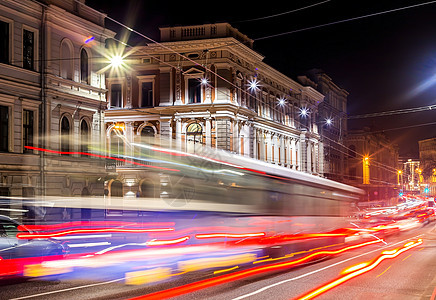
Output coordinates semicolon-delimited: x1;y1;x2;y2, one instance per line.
86;0;436;157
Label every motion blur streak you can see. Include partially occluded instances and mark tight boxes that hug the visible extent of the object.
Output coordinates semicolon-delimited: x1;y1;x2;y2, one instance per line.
195;232;266;239
16;227;174;239
21;221;175;231
128;239;383;300
295;239;423;300
24;146;180;172
145;236;190;246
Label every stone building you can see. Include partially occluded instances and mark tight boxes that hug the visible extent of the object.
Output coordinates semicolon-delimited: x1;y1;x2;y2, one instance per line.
104;23;325;196
298;69;348;183
0;0;115;198
399;158;421;193
344;127;399;202
418;137;436;196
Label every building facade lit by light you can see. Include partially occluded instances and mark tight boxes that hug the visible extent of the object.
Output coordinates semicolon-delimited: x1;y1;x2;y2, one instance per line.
418;137;436;196
298;70;348;183
0;0;115;203
103;23;325;196
399;158;421;193
344;127;399;202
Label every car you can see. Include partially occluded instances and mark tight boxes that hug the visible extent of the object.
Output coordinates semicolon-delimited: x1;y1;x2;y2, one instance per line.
0;215;69;277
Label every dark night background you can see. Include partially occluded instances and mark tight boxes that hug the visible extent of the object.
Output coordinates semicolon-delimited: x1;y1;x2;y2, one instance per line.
86;0;436;157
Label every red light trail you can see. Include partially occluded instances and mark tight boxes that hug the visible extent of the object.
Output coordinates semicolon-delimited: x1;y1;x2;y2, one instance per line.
17;227;174;239
195;232;266;239
295;238;423;300
21;221;175;232
24;146;180;172
128;239;383;300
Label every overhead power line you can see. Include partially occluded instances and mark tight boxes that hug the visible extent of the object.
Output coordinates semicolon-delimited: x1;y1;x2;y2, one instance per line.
234;0;331;23
370;121;436;133
253;0;436;41
348;104;436;119
70;0;406;176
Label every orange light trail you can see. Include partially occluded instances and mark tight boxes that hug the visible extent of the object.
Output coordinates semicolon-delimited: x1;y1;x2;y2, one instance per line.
127;239;383;300
295;238;423;300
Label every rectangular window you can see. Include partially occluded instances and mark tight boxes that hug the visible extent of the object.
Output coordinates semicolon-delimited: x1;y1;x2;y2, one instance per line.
110;84;122;108
188;78;201;103
0;105;8;152
23;29;34;70
23;109;33;152
141;82;153;107
0;21;9;64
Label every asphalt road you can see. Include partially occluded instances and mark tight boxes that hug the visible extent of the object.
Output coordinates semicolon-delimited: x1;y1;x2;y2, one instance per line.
1;223;435;300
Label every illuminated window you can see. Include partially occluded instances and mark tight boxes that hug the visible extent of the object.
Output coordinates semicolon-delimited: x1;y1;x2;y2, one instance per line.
186;123;202;153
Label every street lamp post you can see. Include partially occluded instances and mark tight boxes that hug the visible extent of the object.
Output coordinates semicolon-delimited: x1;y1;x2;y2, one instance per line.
363;156;370;185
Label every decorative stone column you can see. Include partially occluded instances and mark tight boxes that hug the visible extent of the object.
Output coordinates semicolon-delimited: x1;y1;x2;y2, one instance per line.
160;117;172;147
205;117;212;147
248;123;255;158
307;141;312;174
291;138;296;170
125;121;134;157
175;70;183;105
125;75;132;108
299;132;307;172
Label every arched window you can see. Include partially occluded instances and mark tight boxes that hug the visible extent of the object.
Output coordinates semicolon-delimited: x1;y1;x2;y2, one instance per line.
60;40;73;79
110;180;123;197
140;179;154;198
140;125;155;156
141;126;155;138
80;119;89;153
80;48;89;84
60;116;70;153
186;123;202;153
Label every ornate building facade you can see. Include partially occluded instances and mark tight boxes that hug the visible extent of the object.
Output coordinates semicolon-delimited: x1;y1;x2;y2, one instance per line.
104;23;325;196
0;0;115;199
298;69;348;183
